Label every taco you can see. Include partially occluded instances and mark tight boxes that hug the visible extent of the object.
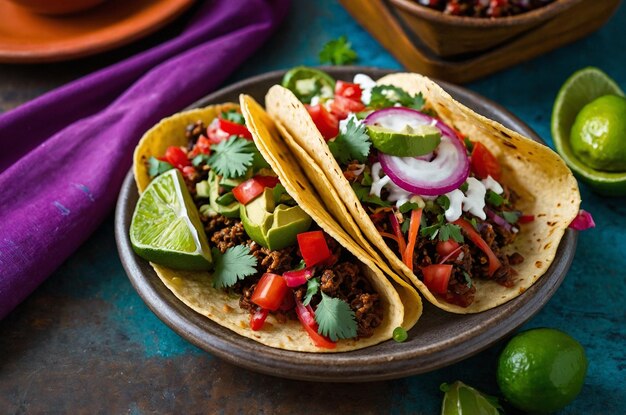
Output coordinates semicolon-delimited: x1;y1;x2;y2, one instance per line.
131;101;421;352
265;68;581;314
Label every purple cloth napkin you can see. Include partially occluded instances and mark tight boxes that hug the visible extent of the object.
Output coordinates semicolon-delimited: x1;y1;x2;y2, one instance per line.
0;0;289;319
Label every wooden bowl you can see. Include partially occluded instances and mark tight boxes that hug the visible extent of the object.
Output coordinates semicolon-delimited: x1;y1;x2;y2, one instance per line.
389;0;616;57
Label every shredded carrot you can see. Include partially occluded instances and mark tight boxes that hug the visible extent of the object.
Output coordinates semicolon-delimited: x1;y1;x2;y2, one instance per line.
379;232;400;244
389;213;407;259
403;209;423;271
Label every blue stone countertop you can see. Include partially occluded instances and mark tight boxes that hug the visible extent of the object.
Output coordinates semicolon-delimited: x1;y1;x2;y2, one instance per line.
1;1;624;413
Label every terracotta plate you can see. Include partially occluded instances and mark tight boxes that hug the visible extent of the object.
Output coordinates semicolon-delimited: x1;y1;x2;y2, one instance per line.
0;0;194;63
114;67;577;382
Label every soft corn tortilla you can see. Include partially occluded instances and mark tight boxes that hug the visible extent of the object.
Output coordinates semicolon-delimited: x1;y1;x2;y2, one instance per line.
133;103;408;352
265;73;581;314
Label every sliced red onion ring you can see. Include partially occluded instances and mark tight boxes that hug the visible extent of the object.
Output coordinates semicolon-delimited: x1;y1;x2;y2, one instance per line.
283;268;314;288
365;107;469;196
485;207;514;232
569;209;595;231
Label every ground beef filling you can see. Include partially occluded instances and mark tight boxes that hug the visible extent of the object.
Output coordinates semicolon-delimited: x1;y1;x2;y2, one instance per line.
205;216;384;338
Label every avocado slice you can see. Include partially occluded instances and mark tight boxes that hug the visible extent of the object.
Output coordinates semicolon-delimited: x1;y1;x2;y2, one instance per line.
209;171;240;218
241;188;312;250
367;124;441;157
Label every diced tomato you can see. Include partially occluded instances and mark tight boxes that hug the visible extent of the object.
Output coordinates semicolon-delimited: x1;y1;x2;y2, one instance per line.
253;175;279;188
306;104;339;141
421;264;453;295
297;231;332;267
218;118;252;140
164;146;190;170
330;95;366;120
436;239;460;260
181;166;197;182
453;218;501;277
335;80;362;101
471;142;502;180
294;298;336;349
518;214;535;224
206;119;231;144
232;176;278;205
249;308;269;331
283;268;313;288
190;135;211;157
251;273;289;311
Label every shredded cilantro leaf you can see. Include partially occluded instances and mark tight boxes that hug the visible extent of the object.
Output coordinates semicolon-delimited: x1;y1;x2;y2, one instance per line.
502;211;520;224
469;217;479;230
211;246;258;289
148;156;173;178
462;271;473;288
369;85;425;110
459;182;469;193
303;277;320;306
361;171;373;186
486;190;505;207
192;154;208;167
436;195;451;211
294;259;306;271
251;145;271;172
207;136;256;179
464;137;474;152
221;109;245;125
319;36;358;65
401;218;411;234
351;183;390;207
399;202;420;214
328;118;371;164
315;292;357;341
439;223;464;243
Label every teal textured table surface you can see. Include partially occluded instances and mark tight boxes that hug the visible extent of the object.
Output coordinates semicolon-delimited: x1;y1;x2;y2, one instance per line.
1;2;625;413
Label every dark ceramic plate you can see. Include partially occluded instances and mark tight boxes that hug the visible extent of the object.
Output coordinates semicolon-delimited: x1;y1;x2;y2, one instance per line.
114;67;577;382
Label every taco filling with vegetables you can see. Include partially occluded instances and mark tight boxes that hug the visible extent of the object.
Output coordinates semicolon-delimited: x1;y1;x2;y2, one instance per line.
131;103;411;352
265;68;580;313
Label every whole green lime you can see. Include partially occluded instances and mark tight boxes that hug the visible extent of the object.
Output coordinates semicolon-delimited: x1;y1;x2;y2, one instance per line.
497;328;587;414
570;95;626;171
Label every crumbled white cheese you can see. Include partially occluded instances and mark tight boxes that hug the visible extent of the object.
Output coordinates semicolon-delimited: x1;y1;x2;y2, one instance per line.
309;96;320;106
295;79;316;95
353;73;376;106
482;175;503;194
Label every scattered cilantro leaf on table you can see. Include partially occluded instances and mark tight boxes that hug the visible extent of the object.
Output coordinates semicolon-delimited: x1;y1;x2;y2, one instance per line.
207;136;255;179
211;245;257;289
315;292;357;341
319;36;358;65
328;118;371;164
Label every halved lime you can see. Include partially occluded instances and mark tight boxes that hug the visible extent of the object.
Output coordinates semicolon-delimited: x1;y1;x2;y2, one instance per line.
130;169;212;270
440;381;502;415
552;67;626;195
281;66;335;104
367;124;441;157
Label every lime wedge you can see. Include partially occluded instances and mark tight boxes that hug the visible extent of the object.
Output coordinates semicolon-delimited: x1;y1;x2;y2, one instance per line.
130;169;212;270
440;381;502;415
552;67;626;195
367;124;441;157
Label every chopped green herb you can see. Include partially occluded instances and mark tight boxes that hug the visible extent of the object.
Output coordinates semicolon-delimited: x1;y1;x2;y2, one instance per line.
486;190;505;207
469;217;479;231
401;218;411;234
354;110;372;120
369;85;425;110
393;326;408;342
439;223;464;243
459;182;469;193
361;171;373;186
211;245;258;289
250;146;271;172
319;36;358;65
502;211;520;224
207;136;256;179
328;118;371;164
399;202;420;214
192;154;208;167
463;271;473;288
315;292;357;341
148;156;173;178
221;109;245;125
294;259;306;271
303;277;320;306
351;183;390;207
436;195;451;211
464;137;474;152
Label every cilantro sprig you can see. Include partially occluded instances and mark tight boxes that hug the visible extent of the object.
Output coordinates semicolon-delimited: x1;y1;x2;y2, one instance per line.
207;136;256;179
319;36;358;65
303;277;320;306
220;109;245;125
351;182;390;208
315;292;357;341
369;85;425;110
328;117;371;164
211;245;258;289
420;214;464;243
